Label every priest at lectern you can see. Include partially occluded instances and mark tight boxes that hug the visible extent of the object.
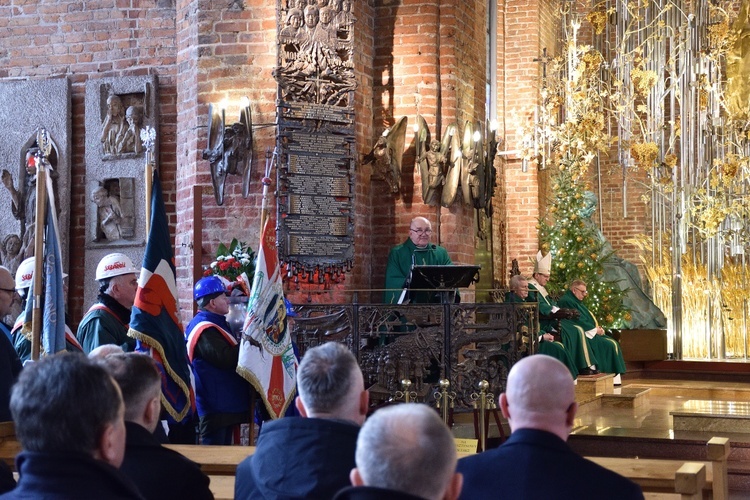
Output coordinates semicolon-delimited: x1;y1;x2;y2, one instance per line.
383;216;453;304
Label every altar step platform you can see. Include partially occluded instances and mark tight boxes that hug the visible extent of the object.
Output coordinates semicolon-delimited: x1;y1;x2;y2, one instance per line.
671;401;750;435
575;373;652;410
568;361;750;496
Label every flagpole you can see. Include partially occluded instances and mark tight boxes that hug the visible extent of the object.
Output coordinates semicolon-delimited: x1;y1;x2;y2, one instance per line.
141;127;157;236
259;148;276;230
246;147;275;443
31;129;52;361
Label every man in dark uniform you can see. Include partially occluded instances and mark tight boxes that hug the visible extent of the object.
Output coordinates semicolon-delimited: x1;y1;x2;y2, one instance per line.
384;216;452;304
100;352;212;500
77;253;139;354
10;257;34;362
186;276;250;445
12;258;83;361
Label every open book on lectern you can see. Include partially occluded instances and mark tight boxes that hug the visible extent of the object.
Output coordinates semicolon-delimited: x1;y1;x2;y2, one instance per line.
397;265;481;304
410;265;481;290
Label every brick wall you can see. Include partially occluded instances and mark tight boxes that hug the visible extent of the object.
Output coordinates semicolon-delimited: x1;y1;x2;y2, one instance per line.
175;0;279;321
369;0;484;301
1;0;655;325
499;0;545;280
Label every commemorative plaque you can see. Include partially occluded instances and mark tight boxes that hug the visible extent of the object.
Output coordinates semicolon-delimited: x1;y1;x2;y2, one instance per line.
275;0;357;283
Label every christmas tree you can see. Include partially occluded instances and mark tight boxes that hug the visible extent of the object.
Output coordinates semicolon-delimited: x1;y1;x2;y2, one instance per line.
538;172;630;328
532;33;630;328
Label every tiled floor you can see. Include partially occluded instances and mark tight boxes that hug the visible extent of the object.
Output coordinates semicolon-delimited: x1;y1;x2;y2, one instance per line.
572;378;750;444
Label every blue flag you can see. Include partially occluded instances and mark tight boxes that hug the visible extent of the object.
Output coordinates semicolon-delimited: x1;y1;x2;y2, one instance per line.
19;200;66;356
42;201;66;355
128;171;194;422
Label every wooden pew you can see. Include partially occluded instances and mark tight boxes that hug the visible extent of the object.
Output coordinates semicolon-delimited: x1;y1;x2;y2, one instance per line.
0;422;19;471
209;458;708;500
163;444;255;475
587;437;729;500
706;437;730;500
586;456;711;496
674;463;706;500
208;475;235;500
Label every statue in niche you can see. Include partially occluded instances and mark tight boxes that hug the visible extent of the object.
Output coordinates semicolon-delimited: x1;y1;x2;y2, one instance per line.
115;106;143;155
1;144;58;260
0;234;23;277
580;191;667;329
101;95;127;155
91;184;123;242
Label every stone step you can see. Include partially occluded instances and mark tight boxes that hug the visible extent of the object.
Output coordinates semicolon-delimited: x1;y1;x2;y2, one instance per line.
576;373;615;401
671;400;750;433
601;387;651;409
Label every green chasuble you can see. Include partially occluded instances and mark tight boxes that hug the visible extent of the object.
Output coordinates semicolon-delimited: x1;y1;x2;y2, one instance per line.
557;289;626;374
508;291;577;379
527;280;557;333
383;238;452;304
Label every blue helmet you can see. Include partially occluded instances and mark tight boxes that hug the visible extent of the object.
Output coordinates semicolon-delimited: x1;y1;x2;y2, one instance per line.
194;276;226;301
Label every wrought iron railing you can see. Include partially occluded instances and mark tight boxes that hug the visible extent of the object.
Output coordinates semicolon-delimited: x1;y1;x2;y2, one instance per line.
290;301;539;411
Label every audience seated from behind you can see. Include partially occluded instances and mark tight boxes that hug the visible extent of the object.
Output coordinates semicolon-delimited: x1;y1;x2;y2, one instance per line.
456;355;643;499
0;353;143;499
88;344;126;360
235;341;368;500
99;352;212;500
334;403;463;500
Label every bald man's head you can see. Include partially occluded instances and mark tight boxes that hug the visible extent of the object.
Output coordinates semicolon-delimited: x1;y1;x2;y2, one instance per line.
501;356;577;441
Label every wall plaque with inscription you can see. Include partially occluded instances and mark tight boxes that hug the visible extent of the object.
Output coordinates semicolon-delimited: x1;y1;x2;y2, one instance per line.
275;0;357;284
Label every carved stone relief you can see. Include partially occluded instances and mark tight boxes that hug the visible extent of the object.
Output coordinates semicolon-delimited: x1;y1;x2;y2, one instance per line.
90;178;135;243
84;75;158;308
0;79;71;287
275;0;357;284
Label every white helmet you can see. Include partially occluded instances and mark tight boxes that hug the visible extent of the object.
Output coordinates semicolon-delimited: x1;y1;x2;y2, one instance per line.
95;253;139;281
15;257;35;290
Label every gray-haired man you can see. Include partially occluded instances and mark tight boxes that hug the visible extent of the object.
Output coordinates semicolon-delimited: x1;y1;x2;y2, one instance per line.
235;341;368;499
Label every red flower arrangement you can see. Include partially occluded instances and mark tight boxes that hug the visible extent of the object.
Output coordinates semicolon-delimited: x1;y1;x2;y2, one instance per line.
203;239;256;295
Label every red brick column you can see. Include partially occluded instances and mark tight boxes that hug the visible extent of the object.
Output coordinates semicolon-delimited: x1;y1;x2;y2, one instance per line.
496;0;561;279
369;0;487;300
174;0;279;322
